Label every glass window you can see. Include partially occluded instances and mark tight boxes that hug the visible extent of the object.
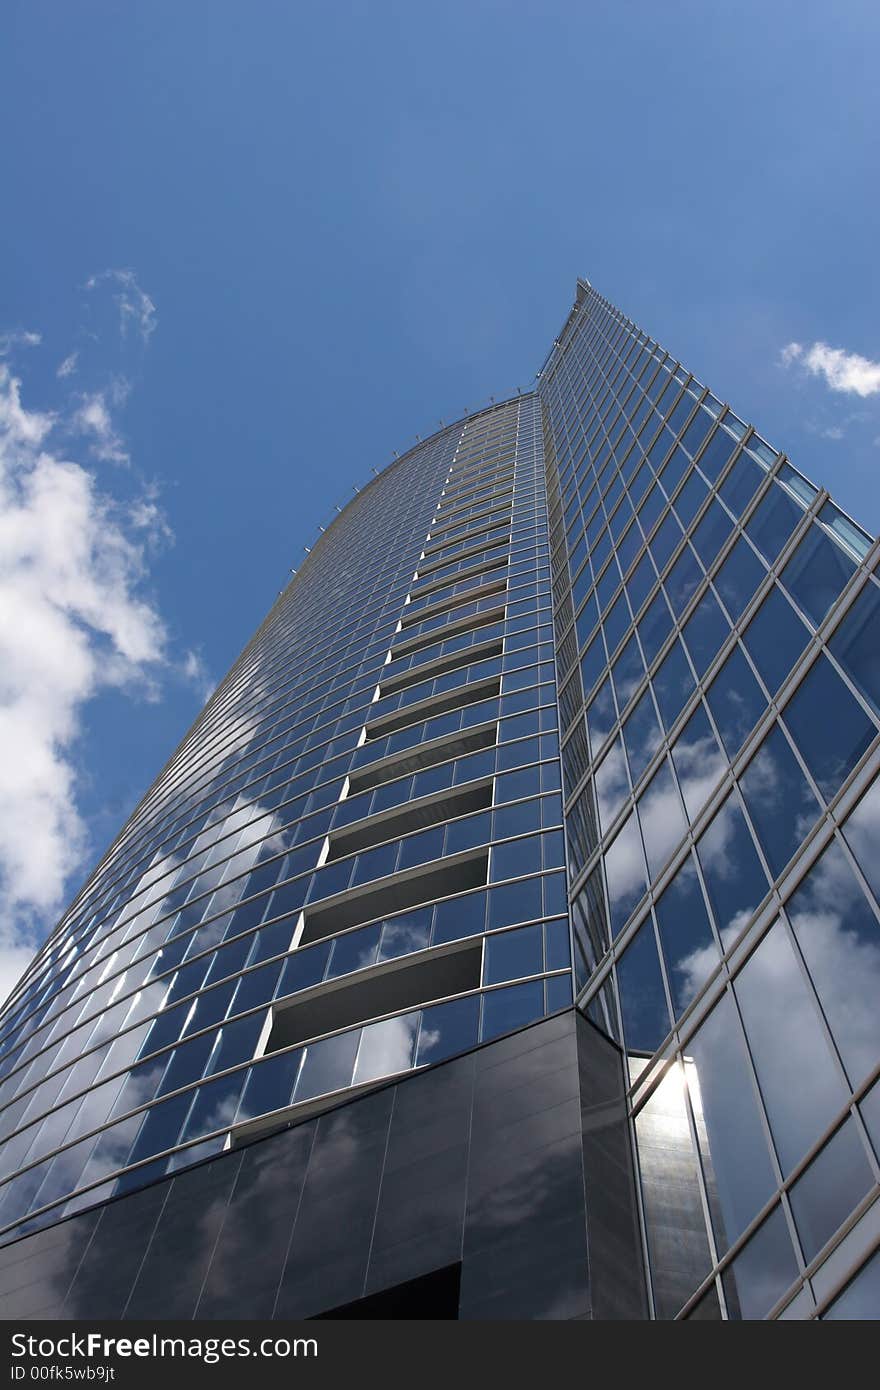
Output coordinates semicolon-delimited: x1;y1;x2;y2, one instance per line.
721;1205;798;1321
673;470;708;527
616;920;671;1052
603;591;631;656
650;513;683;572
652;639;695;732
623;689;663;786
713;536;765;623
739;725;819;878
432;890;487;944
719;454;763;517
691;499;734;569
585;676;617;758
604;812;648;938
696;794;769;946
638;758;687;881
781;525;856;629
594;736;630;834
484;923;543;984
828;581;880;719
638;591;673;666
782;655;875;801
544;918;571;971
789;1119;874;1262
841;773;880;902
654;854;719;1016
416;994;480;1065
626;551;656;615
706;644;766;757
687;992;777;1250
580;630;607;699
742;587;809;695
671;705;726;821
353;1012;419;1085
746;483;804;565
486;877;543;930
635;1061;713;1320
480;979;544;1042
822;1249;880;1320
682;589;728;677
611;633;645;712
294;1029;359;1102
734;920;847;1173
695;428;737;483
378;909;431;961
665;547;703;619
786;837;880;1090
326;924;381;979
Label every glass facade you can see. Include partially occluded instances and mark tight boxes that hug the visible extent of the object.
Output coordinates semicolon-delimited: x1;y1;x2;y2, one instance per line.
540;280;880;1320
0;278;876;1319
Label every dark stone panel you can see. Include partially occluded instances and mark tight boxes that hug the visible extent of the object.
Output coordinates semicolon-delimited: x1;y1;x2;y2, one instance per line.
196;1121;315;1318
0;1208;100;1317
0;1011;651;1320
63;1183;168;1318
123;1157;241;1319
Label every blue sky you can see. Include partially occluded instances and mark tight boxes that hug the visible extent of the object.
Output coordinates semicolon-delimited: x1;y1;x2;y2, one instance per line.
0;0;878;993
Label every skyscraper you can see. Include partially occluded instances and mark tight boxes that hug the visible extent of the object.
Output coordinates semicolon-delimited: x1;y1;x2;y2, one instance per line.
0;279;877;1320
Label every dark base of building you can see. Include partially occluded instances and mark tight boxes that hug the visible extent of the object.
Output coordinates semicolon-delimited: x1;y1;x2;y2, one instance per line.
0;1012;647;1320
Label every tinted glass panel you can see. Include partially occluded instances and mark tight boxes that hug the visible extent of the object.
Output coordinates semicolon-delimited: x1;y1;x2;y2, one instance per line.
617;921;671;1052
781;525;855;628
739;725;818;878
828;581;880;719
654;854;719;1016
696;795;769;945
706;645;766;758
743;587;809;695
782;655;875;800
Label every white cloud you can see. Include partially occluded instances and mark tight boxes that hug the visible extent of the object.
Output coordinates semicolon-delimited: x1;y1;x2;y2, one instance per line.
0;330;41;356
781;339;880;397
85;269;157;343
181;648;216;703
72;388;130;464
57;352;78;379
0;360;169;1003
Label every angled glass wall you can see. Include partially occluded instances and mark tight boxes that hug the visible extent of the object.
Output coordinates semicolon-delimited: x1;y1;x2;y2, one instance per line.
539;279;880;1321
0;396;570;1245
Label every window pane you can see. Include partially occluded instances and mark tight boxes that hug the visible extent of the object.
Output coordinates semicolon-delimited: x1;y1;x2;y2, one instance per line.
654;854;719;1015
416;995;479;1065
483;924;543;984
742;587;809;695
739;725;819;879
623;690;663;786
671;705;726;823
781;524;855;628
691;499;734;569
480;980;544;1041
682;588;728;677
604;813;648;938
653;640;695;732
782;655;875;800
828;581;880;719
841;773;880;902
611;633;645;712
696;795;769;945
734;920;846;1173
617;920;671;1052
746;483;804;565
786;837;880;1089
706;644;766;758
822;1250;880;1320
594;736;630;834
639;759;687;881
585;676;617;758
789;1119;874;1262
353;1012;419;1085
721;1205;798;1321
713;537;765;623
638;592;673;666
687;992;777;1250
665;546;702;617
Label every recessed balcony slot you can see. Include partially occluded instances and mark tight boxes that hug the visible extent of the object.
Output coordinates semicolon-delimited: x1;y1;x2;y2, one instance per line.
399;578;507;631
349;722;498;794
327;780;493;860
409;556;508;604
301;849;489;943
266;940;482;1052
380;637;503;698
391;604;506;661
364;676;501;740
